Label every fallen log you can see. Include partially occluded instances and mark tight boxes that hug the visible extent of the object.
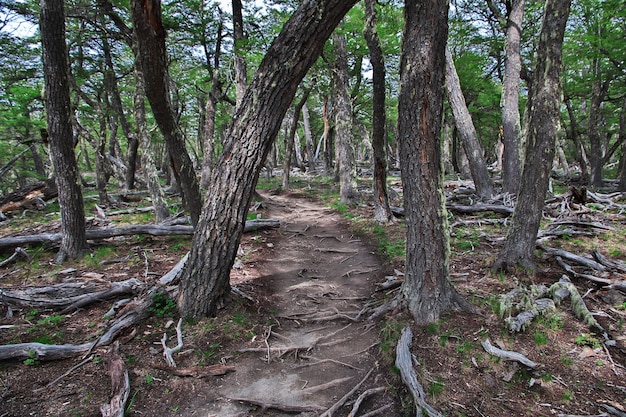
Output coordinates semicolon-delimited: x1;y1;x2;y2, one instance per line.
0;178;58;214
539;246;606;271
100;341;130;417
0;218;280;250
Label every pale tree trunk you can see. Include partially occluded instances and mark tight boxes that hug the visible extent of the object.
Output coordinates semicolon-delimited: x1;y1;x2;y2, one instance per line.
445;46;494;198
40;0;87;263
332;31;359;204
178;0;359;319
322;97;333;174
493;0;571;271
302;103;316;172
364;0;393;223
617;98;626;191
398;0;468;324
131;0;202;226
232;0;247;106
588;79;611;188
282;90;309;190
500;0;525;195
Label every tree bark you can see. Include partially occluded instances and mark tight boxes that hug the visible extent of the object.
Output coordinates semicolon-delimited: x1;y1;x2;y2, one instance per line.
588;79;611;188
501;0;525;195
364;0;393;223
130;0;202;226
282;89;310;190
40;0;87;263
332;31;359;204
617;98;626;191
302;103;316;172
232;0;247;106
444;46;494;199
178;0;359;319
397;0;468;324
493;0;572;271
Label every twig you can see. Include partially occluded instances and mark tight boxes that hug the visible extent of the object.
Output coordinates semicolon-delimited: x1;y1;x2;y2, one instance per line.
293;357;362;371
161;318;183;367
319;368;373;417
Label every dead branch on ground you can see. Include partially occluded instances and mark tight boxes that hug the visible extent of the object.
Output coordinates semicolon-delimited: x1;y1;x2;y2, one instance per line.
319;368;374;417
348;386;386;417
228;397;323;413
481;339;538;368
395;327;442;417
161;318;183;367
100;341;130;417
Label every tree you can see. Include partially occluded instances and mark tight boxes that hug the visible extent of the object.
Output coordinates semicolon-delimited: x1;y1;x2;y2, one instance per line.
40;0;87;262
130;0;202;226
444;46;494;198
397;0;470;324
364;0;393;223
178;0;359;319
493;0;572;271
332;30;359;204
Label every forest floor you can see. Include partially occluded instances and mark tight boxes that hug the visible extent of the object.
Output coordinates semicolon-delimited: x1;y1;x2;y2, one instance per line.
0;177;625;417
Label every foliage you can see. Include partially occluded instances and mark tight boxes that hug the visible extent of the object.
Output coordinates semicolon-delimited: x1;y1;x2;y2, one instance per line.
149;292;177;318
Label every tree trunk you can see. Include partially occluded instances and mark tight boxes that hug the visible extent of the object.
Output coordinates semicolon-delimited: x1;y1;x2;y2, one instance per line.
178;0;359;319
40;0;87;263
493;0;571;271
364;0;393;223
617;98;626;191
282;90;310;190
444;46;494;198
397;0;467;324
588;79;611;188
323;96;333;174
302;103;316;172
565;97;589;183
130;0;202;226
501;0;525;195
332;31;359;204
232;0;247;106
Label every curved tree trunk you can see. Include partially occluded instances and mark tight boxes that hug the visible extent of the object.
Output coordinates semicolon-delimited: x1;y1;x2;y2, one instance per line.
445;46;494;199
398;0;467;324
364;0;393;223
501;0;525;195
332;31;359;204
40;0;87;263
493;0;571;271
131;0;202;226
178;0;359;319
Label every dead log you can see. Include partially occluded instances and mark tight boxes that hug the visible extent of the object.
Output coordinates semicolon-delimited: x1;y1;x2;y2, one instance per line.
0;178;58;214
395;327;443;417
481;339;538;368
591;250;626;273
0;278;144;312
447;203;514;216
554;256;613;286
540;246;606;271
0;218;280;250
100;341;130;417
0;246;30;267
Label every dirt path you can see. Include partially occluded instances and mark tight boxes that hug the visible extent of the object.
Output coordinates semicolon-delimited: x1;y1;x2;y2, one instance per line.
194;191;397;416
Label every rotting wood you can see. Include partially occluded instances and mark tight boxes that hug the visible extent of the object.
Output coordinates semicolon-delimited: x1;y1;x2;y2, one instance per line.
228;397;323;413
100;341;130;417
161;318;183;367
0;218;280;250
481;339;538;368
592;250;626;273
540;246;606;271
395;327;443;417
554;256;613;285
320;368;374;417
0;178;58;214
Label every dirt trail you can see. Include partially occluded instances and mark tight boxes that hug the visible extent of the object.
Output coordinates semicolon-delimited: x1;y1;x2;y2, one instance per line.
195;191;397;416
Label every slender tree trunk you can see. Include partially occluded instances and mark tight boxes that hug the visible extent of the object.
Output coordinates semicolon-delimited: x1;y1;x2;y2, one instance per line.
131;0;202;226
40;0;87;263
332;31;359;204
501;0;525;195
565;98;589;183
617;98;626;191
322;97;333;174
588;79;610;188
493;0;571;271
282;89;310;190
364;0;393;223
445;46;494;198
398;0;468;324
302;103;316;172
178;0;359;319
232;0;247;106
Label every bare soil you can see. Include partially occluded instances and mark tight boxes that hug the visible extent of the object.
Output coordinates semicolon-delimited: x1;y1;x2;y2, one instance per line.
0;187;625;417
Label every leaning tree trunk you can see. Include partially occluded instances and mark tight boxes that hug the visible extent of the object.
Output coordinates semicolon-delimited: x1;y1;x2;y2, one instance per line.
493;0;572;271
332;31;359;205
364;0;393;223
40;0;87;263
501;0;525;195
131;0;202;226
444;46;494;199
398;0;468;324
178;0;359;319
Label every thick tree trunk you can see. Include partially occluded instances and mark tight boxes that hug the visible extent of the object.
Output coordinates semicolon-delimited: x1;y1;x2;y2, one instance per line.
332;31;359;204
178;0;359;319
444;46;494;199
364;0;393;223
398;0;467;324
131;0;202;226
40;0;87;263
493;0;571;271
501;0;525;195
